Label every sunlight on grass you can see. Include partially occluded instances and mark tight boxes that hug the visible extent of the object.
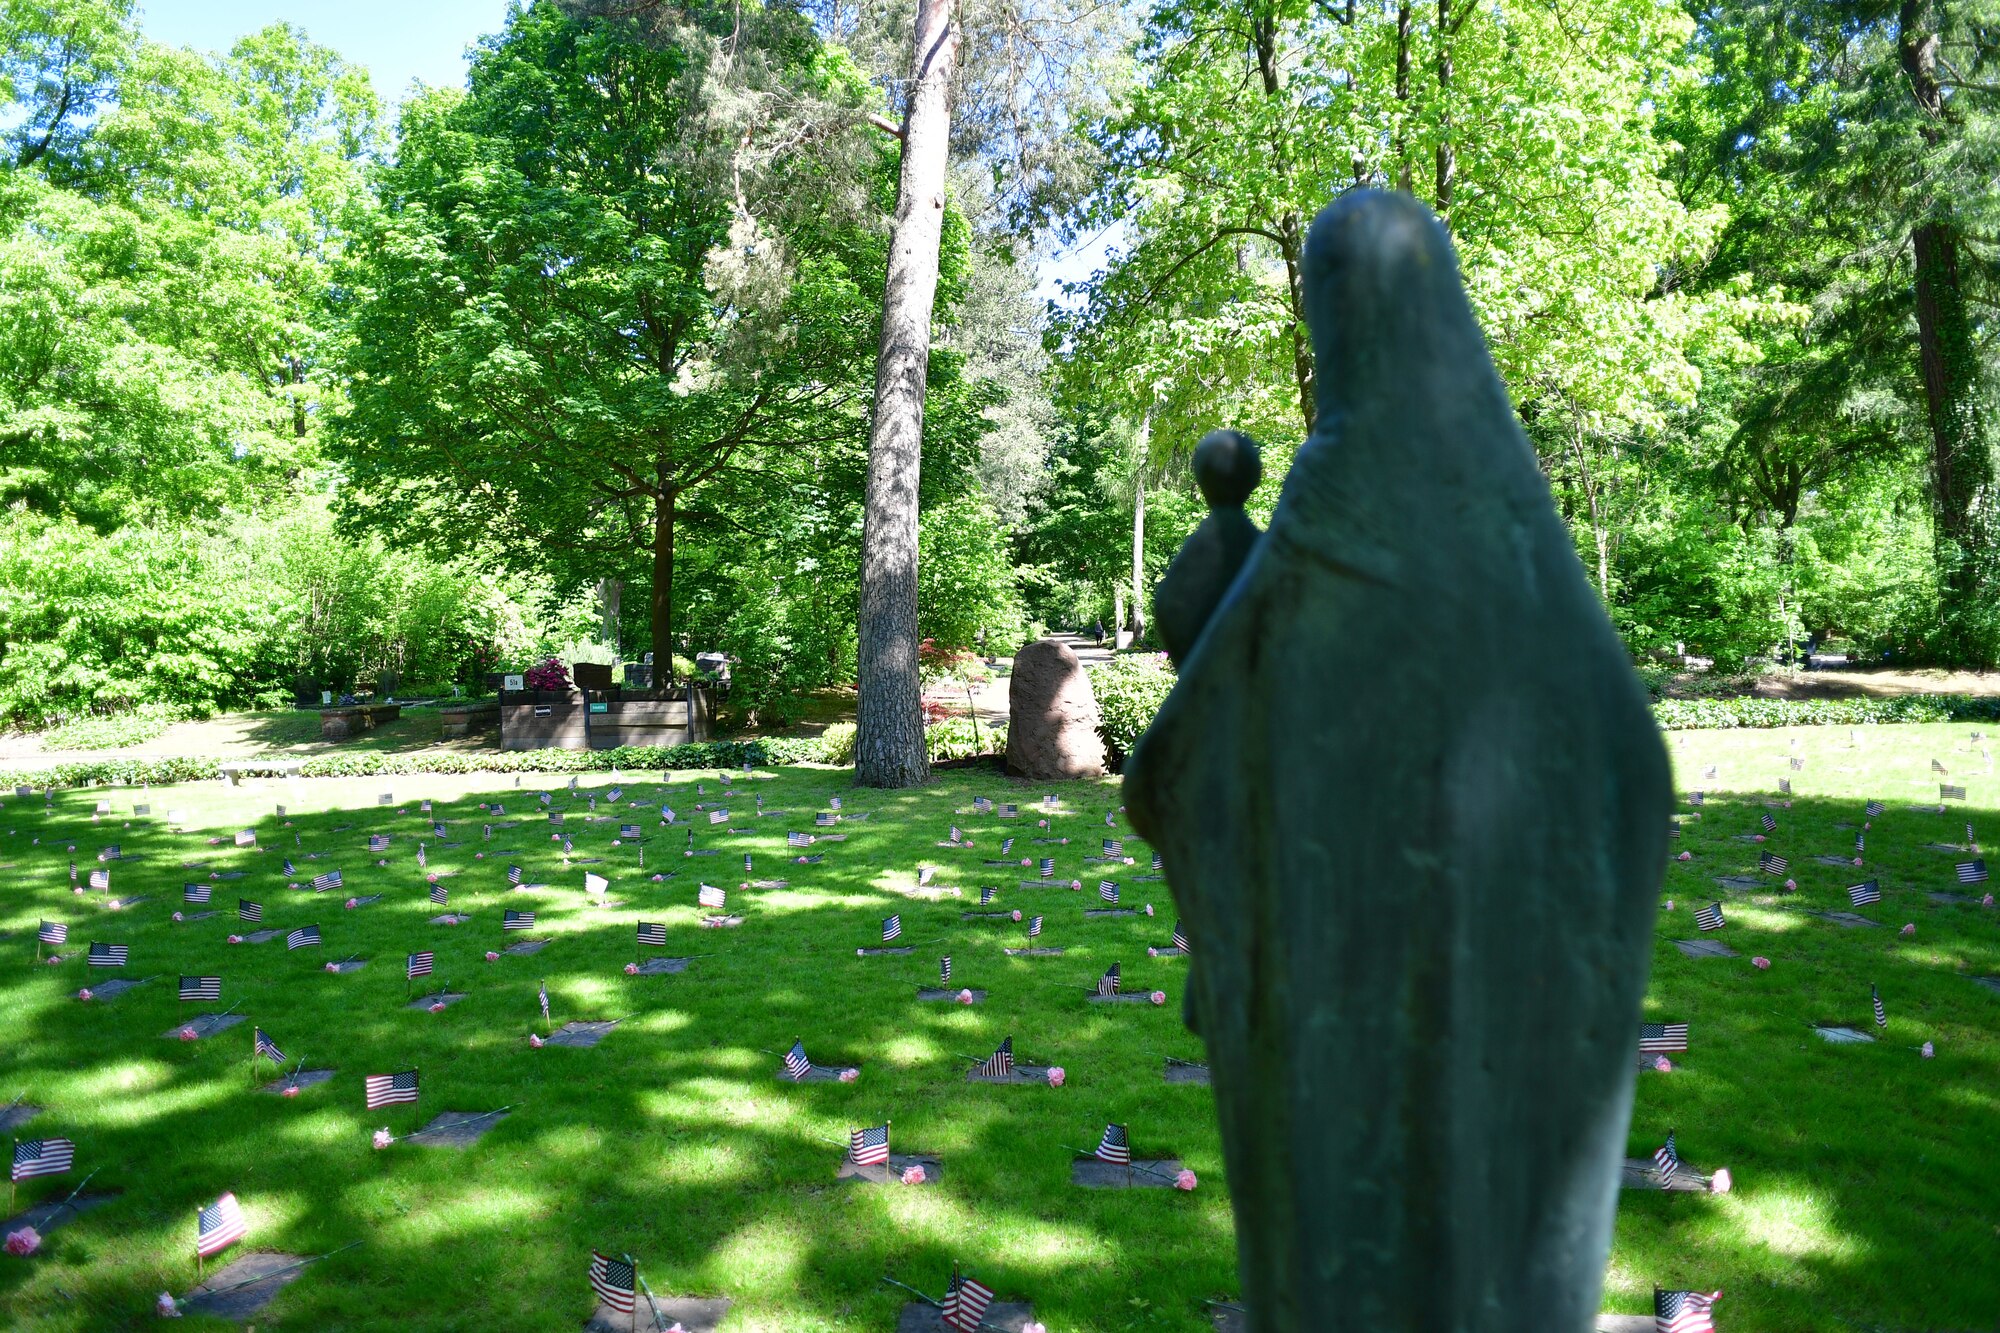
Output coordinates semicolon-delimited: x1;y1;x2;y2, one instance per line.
1732;1184;1862;1262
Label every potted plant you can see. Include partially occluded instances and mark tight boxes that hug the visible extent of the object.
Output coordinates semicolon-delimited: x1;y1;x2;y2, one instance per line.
524;658;572;702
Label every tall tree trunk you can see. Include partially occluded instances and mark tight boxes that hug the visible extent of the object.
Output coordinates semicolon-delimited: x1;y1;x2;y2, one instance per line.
1248;17;1315;432
1394;0;1413;193
855;0;958;788
1131;469;1148;641
649;491;676;678
599;579;623;656
1435;0;1455;220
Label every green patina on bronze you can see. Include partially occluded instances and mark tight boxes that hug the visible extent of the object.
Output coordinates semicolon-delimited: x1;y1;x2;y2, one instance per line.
1128;191;1671;1331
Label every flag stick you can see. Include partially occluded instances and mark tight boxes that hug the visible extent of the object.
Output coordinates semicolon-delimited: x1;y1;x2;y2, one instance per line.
879;1274;942;1308
192;1240;363;1298
1164;1055;1205;1068
400;1105;516;1141
289;1054;307;1090
1062;1145;1181;1185
624;1252;639;1333
635;1268;669;1332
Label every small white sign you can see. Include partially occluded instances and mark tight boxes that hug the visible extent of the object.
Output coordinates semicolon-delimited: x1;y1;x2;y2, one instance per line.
504;674;525;691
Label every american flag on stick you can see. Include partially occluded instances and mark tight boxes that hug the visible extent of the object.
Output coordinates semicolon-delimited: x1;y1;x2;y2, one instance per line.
1038;857;1055;879
430;884;448;906
11;1137;73;1181
1093;1122;1131;1165
87;942;127;967
196;1192;246;1259
87;869;109;891
698;884;726;909
1865;799;1884;817
368;835;390;852
364;1069;419;1109
37;921;66;945
783;1040;811;1081
539;980;550;1023
504;910;535;931
234;830;255;847
1760;812;1776;834
1652;1130;1680;1186
1103;837;1123;857
941;1271;995;1332
98;845;120;862
1098;881;1119;903
406;951;433;980
1654;1288;1718;1333
507;864;524;886
1027;915;1044;940
979;886;996;905
1638;1023;1689;1054
1097;962;1121;995
1693;902;1725;931
882;915;902;943
179;975;221;1002
1172;921;1190;952
238;900;262;923
583;872;608;896
254;1028;285;1063
1848;880;1882;907
183;883;211;905
311;870;343;892
1871;984;1887;1028
287;926;321;951
636;921;667;947
588;1251;635;1313
849;1124;890;1166
1957;859;1988;884
974;1037;1013;1077
1758;852;1788;876
939;956;953;984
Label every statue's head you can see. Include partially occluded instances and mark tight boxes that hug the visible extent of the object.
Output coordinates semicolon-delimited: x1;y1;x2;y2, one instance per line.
1193;430;1262;510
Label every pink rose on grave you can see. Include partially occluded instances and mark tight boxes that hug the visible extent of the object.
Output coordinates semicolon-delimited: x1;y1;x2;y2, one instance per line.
345;897;358;909
1865;820;1873;831
1901;923;1916;936
66;844;75;852
72;886;82;895
838;1068;859;1083
1011;910;1022;921
373;1129;393;1150
486;951;500;962
1145;903;1155;916
610;839;621;848
1708;1168;1732;1194
5;1226;40;1256
476;852;485;859
900;1164;927;1185
551;833;560;842
1023;1324;1046;1333
1753;956;1771;969
1046;1066;1065;1087
957;989;975;1004
624;963;639;975
447;917;458;926
324;961;339;973
1939;804;1948;815
1984;894;1995;907
1070;880;1081;890
45;954;59;965
172;911;183;922
155;1290;181;1317
1677;851;1691;861
1175;1169;1198;1191
1921;1041;1935;1058
426;873;438;883
209;871;220;880
529;1034;544;1048
685;851;693;859
1150;990;1166;1005
281;1084;299;1098
1752;834;1765;842
1125;856;1136;865
1783;879;1796;891
1038;819;1048;828
428;1002;445;1013
1665;900;1675;911
178;1027;196;1041
76;988;92;1002
1020;858;1030;867
651;874;664;882
1061;838;1069;845
1855;857;1864;866
1653;1056;1672;1072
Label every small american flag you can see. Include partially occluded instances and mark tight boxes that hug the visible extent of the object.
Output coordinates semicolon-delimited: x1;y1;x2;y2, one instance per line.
504;910;535;931
940;956;953;984
1865;800;1884;817
815;813;837;827
1688;791;1705;807
196;1192;246;1258
699;884;726;909
636;921;667;947
621;823;642;839
1957;859;1988;884
1855;833;1865;853
1000;837;1015;854
37;921;66;945
1172;921;1189;952
584;872;608;895
1103;838;1123;857
406;951;433;979
180;975;221;1002
283;858;296;876
1151;850;1163;871
550;811;566;826
1043;793;1057;807
1097;962;1121;995
364;1069;419;1109
432;821;446;838
539;980;550;1023
234;830;256;847
1847;880;1882;907
1654;1288;1719;1333
507;864;524;886
942;1272;995;1333
1027;915;1044;939
829;795;842;810
882;915;902;943
975;1037;1013;1077
1933;758;1947;773
949;825;963;843
87;869;109;891
788;831;814;848
849;1124;890;1166
1967;822;1977;846
430;884;448;906
379;792;395;805
98;845;120;862
1093;1122;1131;1164
1758;852;1789;876
1871;984;1887;1027
369;835;390;852
1942;783;1967;800
999;803;1018;819
254;1028;285;1063
708;809;728;825
238;900;262;922
1789;755;1803;770
974;796;992;813
12;1137;74;1181
87;942;127;967
1639;1023;1689;1053
1693;902;1725;931
589;1252;635;1313
1653;1130;1679;1185
287;926;321;950
1778;778;1791;794
979;886;996;905
311;870;343;892
1702;765;1718;779
1038;858;1055;879
1760;813;1776;834
607;786;623;801
1098;881;1119;903
783;1040;811;1081
918;867;935;888
417;844;428;869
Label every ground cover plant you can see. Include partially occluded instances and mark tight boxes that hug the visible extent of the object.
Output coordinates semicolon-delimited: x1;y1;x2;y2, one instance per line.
0;725;1992;1329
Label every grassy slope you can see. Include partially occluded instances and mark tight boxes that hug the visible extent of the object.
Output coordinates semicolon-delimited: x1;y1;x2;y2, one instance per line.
0;725;1993;1331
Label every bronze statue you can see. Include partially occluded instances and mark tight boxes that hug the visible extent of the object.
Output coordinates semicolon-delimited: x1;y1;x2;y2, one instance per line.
1127;191;1670;1331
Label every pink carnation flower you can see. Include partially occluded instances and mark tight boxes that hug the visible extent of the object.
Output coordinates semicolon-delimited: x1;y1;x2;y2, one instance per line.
1984;894;1995;907
1752;834;1765;842
76;988;92;1002
624;963;639;975
957;989;975;1004
529;1034;544;1048
1753;956;1771;969
428;1002;446;1013
1900;923;1916;936
1038;819;1048;828
475;852;485;859
1150;990;1166;1005
229;934;244;944
1069;879;1081;890
1175;1169;1198;1191
345;898;358;909
1060;837;1069;845
1783;878;1796;891
1921;1040;1935;1058
486;951;500;962
178;1027;196;1041
900;1164;927;1185
426;873;439;883
1046;1066;1065;1087
155;1291;181;1317
172;911;183;922
281;1085;300;1098
1854;857;1864;866
1665;899;1675;911
44;954;60;965
1676;851;1692;861
838;1068;859;1083
5;1226;40;1256
372;1129;392;1149
1653;1056;1672;1072
1708;1168;1732;1194
1144;903;1155;916
1023;1324;1046;1333
1011;909;1022;922
551;833;561;841
324;962;338;973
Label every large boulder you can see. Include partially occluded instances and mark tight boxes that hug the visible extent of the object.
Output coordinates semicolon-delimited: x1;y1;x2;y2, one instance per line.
1006;639;1108;779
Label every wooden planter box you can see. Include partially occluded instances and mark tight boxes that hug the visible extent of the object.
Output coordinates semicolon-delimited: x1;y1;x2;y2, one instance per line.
499;692;587;750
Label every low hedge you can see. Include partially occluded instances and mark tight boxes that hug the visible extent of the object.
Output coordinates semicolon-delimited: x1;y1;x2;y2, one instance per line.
0;737;831;791
1650;694;2000;730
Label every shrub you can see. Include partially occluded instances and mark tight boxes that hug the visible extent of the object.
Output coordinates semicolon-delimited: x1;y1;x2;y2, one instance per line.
926;716;1004;762
39;704;186;750
1650;694;2000;730
1088;653;1179;761
820;722;857;765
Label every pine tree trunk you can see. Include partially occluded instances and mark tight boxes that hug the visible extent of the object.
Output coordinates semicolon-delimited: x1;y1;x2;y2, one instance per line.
1913;220;1994;665
854;0;957;788
649;491;676;680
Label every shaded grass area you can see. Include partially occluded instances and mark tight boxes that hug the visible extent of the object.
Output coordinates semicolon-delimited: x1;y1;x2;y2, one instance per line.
0;724;1993;1329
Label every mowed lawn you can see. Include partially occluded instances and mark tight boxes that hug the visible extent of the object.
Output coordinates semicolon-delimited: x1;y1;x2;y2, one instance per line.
0;726;1992;1331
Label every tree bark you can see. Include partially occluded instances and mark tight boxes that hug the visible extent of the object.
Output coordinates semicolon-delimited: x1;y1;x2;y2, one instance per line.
649;491;676;678
854;0;958;788
1435;0;1455;220
1131;471;1148;640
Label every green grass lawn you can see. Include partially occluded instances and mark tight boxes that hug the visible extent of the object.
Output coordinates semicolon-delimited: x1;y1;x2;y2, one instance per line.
0;726;1995;1331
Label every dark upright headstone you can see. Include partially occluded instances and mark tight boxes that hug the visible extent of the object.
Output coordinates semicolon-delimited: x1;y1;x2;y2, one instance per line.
1125;191;1670;1333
